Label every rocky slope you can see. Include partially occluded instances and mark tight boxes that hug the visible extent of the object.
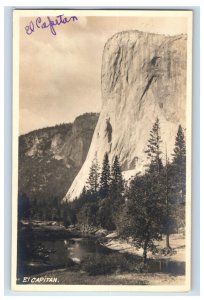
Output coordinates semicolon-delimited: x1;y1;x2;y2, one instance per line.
18;113;99;203
64;30;187;201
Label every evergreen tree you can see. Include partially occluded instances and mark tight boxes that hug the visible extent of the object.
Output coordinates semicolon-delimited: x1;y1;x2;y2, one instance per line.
96;197;115;230
109;155;124;227
133;117;172;255
171;125;186;204
76;202;98;228
145;117;163;174
110;155;124;200
82;186;87;197
86;157;100;195
161;154;177;249
144;118;165;232
120;173;164;263
62;202;77;228
99;153;111;199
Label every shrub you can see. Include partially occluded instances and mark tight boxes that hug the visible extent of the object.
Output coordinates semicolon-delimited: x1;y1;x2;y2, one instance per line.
81;253;133;276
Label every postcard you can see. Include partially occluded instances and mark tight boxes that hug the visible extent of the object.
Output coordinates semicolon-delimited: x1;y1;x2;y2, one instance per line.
12;9;192;292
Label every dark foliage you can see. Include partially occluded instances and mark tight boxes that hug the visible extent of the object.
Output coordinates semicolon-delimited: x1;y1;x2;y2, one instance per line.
18;113;99;219
18;118;186;265
171;125;186;204
99;152;111;199
81;252;139;275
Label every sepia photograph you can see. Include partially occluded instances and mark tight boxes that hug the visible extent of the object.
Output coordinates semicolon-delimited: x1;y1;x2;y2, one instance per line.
12;10;192;292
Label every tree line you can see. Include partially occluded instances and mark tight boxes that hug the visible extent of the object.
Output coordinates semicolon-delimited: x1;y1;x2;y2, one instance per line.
18;118;186;262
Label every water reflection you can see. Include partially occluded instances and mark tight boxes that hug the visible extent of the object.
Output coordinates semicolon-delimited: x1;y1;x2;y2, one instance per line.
17;226;185;280
61;238;111;264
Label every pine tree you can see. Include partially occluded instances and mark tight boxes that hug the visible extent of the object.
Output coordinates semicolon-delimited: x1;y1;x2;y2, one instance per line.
118;117;166;261
171;125;186;203
145;117;163;174
126;117;168;258
144;117;165;243
110;155;124;200
108;155;124;228
120;173;164;263
86;157;100;195
99;153;111;199
172;125;186;163
161;153;177;249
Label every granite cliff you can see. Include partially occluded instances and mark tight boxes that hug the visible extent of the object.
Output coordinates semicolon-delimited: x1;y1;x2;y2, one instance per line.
64;30;187;201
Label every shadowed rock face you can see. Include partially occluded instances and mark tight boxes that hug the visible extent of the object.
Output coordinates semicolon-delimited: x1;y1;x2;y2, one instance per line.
18;113;99;203
64;30;187;201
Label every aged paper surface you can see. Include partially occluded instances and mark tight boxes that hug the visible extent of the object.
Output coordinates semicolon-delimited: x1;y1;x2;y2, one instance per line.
12;9;192;292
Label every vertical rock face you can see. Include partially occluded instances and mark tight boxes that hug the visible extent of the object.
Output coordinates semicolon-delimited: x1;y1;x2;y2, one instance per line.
64;30;187;201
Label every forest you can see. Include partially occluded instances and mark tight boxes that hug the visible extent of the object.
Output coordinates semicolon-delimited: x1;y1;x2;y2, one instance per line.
18;118;186;262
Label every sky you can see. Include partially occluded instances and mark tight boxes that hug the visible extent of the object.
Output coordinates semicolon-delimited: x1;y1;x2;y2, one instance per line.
19;14;187;134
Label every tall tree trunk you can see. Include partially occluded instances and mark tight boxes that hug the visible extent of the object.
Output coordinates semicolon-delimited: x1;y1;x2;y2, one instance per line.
143;240;148;263
165;154;171;249
166;234;170;249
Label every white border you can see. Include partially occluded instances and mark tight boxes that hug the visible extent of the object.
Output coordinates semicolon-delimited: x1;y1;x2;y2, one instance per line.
1;0;202;299
11;9;193;293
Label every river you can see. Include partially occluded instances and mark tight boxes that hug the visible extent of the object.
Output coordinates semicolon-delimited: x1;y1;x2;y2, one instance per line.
17;222;185;283
17;222;113;278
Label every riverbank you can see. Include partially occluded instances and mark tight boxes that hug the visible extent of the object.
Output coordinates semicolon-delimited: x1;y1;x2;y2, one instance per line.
19;221;93;240
73;225;186;263
20;221;185;263
29;222;185;264
103;232;185;263
17;222;185;286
